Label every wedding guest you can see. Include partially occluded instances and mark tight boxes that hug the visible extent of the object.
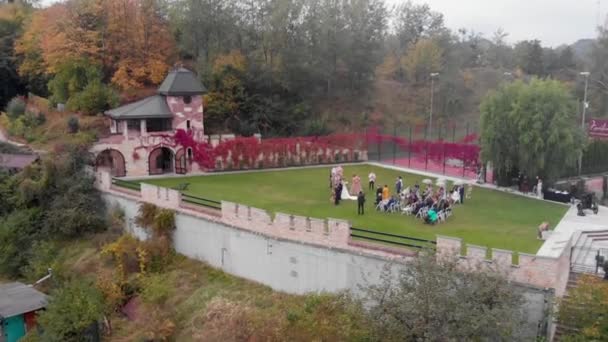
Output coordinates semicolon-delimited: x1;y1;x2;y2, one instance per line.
368;172;376;190
351;174;362;195
357;191;366;215
335;182;343;205
395;176;403;194
382;184;390;200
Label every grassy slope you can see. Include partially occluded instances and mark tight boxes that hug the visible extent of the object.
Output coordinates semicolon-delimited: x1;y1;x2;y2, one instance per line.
143;165;568;254
54;234;366;341
0;96;107;150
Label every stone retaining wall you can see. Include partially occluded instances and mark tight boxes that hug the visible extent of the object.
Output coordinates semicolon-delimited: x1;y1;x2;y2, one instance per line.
437;236;572;297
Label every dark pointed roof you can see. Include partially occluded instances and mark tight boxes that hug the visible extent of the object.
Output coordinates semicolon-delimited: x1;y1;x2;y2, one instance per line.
105;95;173;120
157;67;206;96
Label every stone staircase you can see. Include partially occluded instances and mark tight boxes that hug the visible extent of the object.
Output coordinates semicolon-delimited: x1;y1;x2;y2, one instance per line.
553;231;608;341
553;272;582;341
569;230;608;275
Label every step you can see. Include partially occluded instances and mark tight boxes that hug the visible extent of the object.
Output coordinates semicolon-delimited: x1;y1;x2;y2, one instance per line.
570;234;588;263
575;235;594;266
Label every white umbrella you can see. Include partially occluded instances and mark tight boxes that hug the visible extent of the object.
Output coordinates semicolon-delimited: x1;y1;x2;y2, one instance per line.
453;180;465;186
422;179;432;185
436;178;447;185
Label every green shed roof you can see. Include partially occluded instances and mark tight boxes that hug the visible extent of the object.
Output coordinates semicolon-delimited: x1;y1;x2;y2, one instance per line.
105;95;173;120
157;67;206;96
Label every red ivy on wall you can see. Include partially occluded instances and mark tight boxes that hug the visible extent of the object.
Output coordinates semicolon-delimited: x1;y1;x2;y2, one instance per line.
172;129;480;171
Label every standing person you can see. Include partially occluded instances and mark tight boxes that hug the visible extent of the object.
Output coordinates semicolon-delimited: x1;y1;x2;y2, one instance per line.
536;177;543;199
459;184;465;204
357;191;366;215
368;172;376;190
335;181;343;205
351;174;362;195
395;176;403;195
382;184;390;201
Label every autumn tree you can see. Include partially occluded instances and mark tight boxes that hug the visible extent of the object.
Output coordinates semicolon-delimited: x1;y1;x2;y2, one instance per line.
107;0;175;89
402;38;443;83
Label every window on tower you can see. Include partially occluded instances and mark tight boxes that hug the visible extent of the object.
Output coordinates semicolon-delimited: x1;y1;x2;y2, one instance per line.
184;96;192;104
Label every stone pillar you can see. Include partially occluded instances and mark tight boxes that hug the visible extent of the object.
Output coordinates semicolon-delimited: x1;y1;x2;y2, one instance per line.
140;119;147;136
123;121;128;139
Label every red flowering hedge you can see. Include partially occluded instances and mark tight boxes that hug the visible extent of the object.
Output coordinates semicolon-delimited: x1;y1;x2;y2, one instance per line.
173;129;480;171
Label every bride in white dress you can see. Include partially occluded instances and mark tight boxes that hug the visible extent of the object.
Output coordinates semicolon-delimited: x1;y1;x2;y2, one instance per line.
340;181;357;200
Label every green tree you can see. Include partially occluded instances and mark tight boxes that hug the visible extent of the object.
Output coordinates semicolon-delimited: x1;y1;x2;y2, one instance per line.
589;28;608;117
480;79;584;184
36;279;104;342
514;40;544;75
392;1;445;52
364;253;525;341
48;58;116;114
0;2;29;109
0;208;42;277
5;96;25;119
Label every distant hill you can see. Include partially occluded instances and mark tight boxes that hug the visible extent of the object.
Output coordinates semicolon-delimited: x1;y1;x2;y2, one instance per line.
569;39;595;65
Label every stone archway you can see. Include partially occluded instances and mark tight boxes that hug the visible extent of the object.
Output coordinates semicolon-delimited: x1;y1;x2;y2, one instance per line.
95;149;126;177
149;147;174;175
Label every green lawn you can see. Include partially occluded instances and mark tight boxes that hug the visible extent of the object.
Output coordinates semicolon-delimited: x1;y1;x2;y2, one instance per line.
141;165;568;254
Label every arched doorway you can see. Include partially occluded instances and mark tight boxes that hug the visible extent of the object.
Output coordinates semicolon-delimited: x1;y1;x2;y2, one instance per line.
175;148;188;174
149;147;174;175
95;149;126;177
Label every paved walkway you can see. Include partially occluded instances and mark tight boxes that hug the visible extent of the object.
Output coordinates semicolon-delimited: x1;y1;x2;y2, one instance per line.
537;204;608;258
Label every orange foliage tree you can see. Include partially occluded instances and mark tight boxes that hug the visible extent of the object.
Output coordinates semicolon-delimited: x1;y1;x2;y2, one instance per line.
16;0;175;92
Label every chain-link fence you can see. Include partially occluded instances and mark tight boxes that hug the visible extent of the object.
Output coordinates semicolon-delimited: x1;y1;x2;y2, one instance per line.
366;122;483;180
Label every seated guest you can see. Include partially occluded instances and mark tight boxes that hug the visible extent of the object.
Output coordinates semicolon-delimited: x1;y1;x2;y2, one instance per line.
382;184;390;201
375;187;383;205
425;208;438;225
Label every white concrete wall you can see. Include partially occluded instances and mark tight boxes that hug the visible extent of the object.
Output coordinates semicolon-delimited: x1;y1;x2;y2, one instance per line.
103;193;392;295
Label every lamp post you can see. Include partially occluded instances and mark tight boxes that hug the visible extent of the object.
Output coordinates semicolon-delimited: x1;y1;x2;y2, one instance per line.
579;71;590;176
429;73;439;139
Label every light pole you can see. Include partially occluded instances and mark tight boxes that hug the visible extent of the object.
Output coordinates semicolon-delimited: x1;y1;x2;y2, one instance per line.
429;73;439;139
579;72;590;175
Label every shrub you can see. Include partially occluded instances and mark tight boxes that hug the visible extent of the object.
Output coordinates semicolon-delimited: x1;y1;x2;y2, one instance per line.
5;97;26;120
152;209;176;238
140;274;171;305
36;279;105;342
67;81;118;115
67;116;79;133
135;202;158;228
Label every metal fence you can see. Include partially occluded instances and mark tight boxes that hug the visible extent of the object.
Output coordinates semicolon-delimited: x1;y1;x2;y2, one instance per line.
182;193;221;210
350;227;436;250
111;178;141;191
366;122;482;180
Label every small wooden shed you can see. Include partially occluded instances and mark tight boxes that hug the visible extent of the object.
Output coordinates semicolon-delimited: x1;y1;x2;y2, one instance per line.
0;282;48;342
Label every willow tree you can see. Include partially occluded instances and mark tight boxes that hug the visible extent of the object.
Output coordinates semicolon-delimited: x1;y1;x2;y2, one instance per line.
480;78;584;185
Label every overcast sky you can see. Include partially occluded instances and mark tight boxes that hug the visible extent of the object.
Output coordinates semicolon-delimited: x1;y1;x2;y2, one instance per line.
40;0;602;47
386;0;603;46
